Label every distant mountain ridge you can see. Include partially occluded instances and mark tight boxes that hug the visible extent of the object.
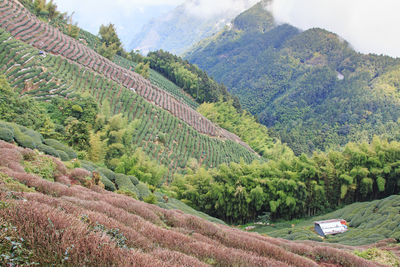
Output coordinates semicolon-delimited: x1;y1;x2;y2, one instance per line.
186;1;400;155
129;0;259;55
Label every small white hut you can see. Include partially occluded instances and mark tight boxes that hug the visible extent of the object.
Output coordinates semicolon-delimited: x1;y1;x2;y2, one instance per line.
314;219;348;236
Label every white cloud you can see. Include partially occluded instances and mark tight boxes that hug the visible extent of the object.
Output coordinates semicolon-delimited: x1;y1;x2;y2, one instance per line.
53;0;182;47
267;0;400;58
184;0;259;18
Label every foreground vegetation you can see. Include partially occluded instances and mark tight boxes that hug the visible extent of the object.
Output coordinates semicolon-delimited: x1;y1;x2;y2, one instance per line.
0;140;389;266
0;2;399;265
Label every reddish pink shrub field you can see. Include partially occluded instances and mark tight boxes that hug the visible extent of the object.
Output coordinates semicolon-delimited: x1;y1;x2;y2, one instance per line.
0;141;392;266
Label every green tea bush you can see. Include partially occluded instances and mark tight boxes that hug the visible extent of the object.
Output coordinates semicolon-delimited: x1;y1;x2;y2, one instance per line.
115;173;138;195
258;195;400;246
14;130;36;149
143;194;157;204
37;143;60;158
100;174;116;191
80;161;98;172
0;127;13;142
115;189;138;199
136;182;150;200
97;167;116;182
44;139;77;159
0;122;14;133
127;175;139;185
56;150;69;161
20;127;43;145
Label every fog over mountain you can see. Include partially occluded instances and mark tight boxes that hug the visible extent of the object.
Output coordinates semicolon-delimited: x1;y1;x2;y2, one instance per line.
267;0;400;58
54;0;400;58
53;0;181;47
129;0;259;54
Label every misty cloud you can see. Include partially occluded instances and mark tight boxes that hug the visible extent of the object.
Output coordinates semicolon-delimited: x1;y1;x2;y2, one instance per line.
53;0;181;46
183;0;259;18
267;0;400;58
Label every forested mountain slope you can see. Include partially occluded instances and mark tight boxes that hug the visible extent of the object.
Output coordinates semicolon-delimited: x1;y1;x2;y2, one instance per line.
186;0;400;155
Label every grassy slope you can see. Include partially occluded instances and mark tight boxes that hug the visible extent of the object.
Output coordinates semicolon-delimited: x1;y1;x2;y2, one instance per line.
0;139;390;266
252;195;400;246
185;1;400;155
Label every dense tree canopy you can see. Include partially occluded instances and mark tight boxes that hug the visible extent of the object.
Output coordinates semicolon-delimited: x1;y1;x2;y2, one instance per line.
186;2;400;155
146;50;241;108
198;99;293;159
172;137;400;224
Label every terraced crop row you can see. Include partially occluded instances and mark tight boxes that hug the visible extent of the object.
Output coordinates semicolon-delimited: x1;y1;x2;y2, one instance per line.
0;0;250;147
114;55;199;110
48;18;101;51
0;28;257;178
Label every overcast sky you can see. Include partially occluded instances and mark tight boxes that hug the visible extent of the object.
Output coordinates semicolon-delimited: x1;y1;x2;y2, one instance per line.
268;0;400;58
54;0;400;58
53;0;184;48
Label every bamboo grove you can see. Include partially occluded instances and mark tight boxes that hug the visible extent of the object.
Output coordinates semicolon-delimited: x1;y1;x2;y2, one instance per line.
172;137;400;224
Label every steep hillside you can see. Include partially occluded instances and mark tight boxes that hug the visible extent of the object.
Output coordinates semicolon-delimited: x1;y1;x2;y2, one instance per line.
0;140;389;266
186;1;400;155
0;0;258;177
129;0;259;55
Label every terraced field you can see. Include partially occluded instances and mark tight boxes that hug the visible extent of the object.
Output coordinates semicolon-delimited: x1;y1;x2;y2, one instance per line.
0;0;252;147
0;25;256;178
0;140;393;267
114;55;199;110
251;195;400;246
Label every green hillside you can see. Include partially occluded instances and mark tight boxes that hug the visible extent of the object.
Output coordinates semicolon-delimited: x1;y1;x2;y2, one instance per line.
252;195;400;246
0;0;258;180
0;139;387;266
186;1;400;155
0;1;400;265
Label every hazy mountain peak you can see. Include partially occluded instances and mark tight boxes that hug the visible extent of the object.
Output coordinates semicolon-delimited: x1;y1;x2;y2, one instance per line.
129;0;259;55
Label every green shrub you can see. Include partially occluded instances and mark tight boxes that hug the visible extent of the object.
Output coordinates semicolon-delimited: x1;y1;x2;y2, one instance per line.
80;160;98;172
128;175;139;185
100;174;116;191
37;144;60;158
354;248;399;266
116;189;138;199
44;139;77;159
144;194;157;204
14;130;36;149
0;220;38;266
115;173;138;195
56;150;69;161
24;156;56;181
0;127;13;142
97;167;116;182
20;127;43;145
136;182;151;200
0;121;14;132
0;172;34;192
77;151;88;160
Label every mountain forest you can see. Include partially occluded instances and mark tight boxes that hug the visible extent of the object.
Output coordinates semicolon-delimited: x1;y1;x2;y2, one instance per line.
0;0;399;266
186;1;400;155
